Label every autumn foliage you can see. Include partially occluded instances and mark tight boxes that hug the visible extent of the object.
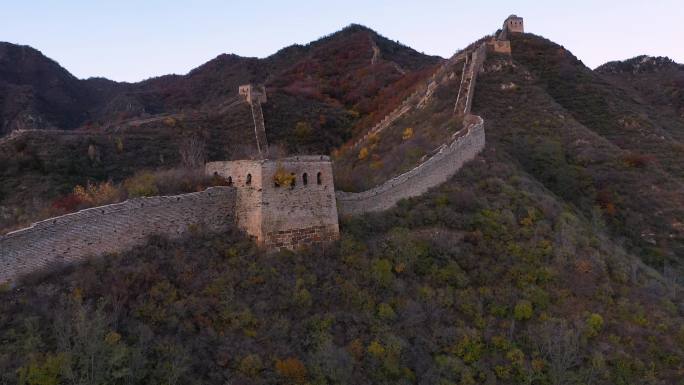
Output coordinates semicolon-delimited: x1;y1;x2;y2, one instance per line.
275;357;307;384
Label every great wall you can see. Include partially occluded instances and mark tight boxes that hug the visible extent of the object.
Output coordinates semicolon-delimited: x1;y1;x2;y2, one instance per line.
0;16;524;286
336;41;488;214
1;187;235;285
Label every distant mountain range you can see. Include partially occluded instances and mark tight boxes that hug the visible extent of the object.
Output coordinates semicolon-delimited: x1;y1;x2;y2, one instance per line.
0;24;439;140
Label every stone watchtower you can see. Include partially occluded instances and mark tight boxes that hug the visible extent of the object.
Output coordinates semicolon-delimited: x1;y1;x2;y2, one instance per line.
490;14;524;54
206;157;339;250
503;14;524;35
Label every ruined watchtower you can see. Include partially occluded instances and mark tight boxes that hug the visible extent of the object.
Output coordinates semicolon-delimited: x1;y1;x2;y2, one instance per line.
206;157;339;250
490;14;525;54
503;15;524;35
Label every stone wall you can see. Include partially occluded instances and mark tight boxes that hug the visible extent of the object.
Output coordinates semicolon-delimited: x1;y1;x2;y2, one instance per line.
487;39;511;54
206;160;264;241
456;44;487;116
454;44;487;116
336;116;485;215
338;43;488;216
350;91;420;150
0;187;236;286
238;84;269;158
250;100;269;157
350;50;470;151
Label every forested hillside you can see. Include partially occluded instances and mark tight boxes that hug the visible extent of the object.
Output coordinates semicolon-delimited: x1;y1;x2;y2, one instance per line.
1;144;681;384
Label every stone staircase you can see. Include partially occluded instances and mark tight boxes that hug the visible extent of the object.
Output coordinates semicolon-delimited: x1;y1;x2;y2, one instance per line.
250;100;268;157
453;44;486;117
349;89;422;150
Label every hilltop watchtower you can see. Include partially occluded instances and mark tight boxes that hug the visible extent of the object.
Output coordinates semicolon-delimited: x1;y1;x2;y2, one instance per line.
491;14;524;53
503;14;524;35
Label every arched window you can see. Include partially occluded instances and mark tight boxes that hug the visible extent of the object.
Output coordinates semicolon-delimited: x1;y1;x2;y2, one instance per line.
246;174;252;185
317;172;322;185
228;176;233;186
303;173;308;185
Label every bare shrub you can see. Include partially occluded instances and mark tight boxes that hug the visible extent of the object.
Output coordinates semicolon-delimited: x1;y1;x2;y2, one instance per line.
152;168;214;195
179;134;206;168
532;319;581;385
267;143;289;159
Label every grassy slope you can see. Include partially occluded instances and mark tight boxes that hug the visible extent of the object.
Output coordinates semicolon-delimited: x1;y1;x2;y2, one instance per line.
495;35;684;270
595;56;684;144
509;34;684;180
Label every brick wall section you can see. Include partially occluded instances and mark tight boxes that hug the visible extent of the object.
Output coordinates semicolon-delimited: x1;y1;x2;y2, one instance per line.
0;187;236;286
336;116;485;215
487;39;511;54
350;92;419;150
350;50;470;151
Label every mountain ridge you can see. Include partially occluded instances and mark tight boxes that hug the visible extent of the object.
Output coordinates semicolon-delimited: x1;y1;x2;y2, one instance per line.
0;24;441;136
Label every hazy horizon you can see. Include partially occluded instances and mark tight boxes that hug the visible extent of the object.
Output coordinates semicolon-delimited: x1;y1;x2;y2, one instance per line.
2;0;682;82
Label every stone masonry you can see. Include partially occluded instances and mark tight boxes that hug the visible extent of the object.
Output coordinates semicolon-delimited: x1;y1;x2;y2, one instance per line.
499;14;524;40
504;14;524;34
487;39;511;55
0;187;235;286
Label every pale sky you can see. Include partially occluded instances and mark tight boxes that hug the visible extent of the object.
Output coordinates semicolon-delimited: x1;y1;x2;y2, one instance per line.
1;0;682;82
